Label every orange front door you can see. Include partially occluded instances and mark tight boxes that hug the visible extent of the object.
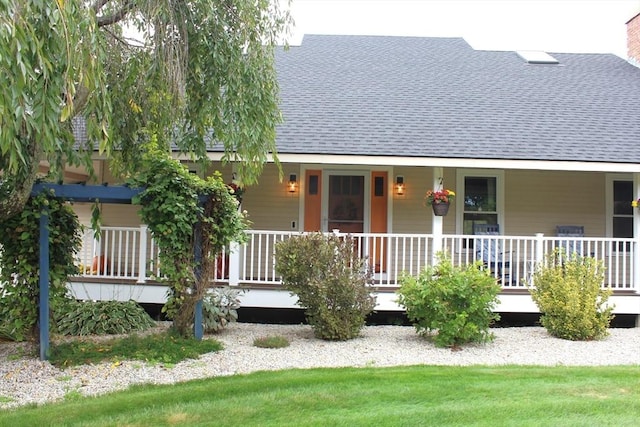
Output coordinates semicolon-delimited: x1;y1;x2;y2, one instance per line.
302;170;388;272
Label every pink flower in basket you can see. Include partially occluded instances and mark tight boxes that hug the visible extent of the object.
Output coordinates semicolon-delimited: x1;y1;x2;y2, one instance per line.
425;189;455;205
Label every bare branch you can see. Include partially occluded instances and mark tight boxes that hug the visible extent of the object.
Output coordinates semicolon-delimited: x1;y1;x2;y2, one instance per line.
91;0;110;14
96;0;135;27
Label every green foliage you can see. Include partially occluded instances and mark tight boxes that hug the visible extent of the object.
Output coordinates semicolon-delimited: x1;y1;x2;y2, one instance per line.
202;287;242;333
104;0;291;184
0;191;82;341
0;0;291;221
397;254;501;348
131;148;249;337
0;0;109;220
49;331;223;368
253;335;291;349
275;233;376;340
0;322;18;342
530;251;614;340
55;300;156;336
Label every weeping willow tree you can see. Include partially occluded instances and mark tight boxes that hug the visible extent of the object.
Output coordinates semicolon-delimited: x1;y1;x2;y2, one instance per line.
0;0;291;221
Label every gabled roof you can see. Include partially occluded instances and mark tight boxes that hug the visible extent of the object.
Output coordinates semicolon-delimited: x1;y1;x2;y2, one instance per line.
273;35;640;167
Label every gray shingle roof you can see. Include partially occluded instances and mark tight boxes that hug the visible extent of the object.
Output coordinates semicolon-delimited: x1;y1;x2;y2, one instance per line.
274;35;640;164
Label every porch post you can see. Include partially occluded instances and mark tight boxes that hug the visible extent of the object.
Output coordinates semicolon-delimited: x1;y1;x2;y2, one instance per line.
137;225;148;283
228;241;240;286
431;167;444;264
39;207;50;361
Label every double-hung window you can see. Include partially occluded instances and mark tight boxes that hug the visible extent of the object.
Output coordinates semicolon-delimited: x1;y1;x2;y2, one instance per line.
610;178;633;251
457;170;504;245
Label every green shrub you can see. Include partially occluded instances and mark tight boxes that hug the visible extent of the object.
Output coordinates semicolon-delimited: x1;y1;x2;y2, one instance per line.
202;287;242;333
275;233;376;341
253;335;290;348
397;254;501;348
56;300;156;336
0;321;18;342
0;192;82;341
530;251;614;340
49;332;223;367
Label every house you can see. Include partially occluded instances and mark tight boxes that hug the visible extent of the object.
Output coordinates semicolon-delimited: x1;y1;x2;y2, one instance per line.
68;16;640;325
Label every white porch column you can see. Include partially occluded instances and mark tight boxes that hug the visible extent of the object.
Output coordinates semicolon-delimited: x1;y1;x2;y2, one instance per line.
634;173;640;294
137;225;148;283
228;241;240;286
431;167;444;264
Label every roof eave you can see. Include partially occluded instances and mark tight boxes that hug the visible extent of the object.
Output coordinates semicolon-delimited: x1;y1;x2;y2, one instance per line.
194;152;640;173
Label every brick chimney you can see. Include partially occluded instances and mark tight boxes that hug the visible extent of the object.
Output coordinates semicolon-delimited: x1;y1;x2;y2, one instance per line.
626;12;640;65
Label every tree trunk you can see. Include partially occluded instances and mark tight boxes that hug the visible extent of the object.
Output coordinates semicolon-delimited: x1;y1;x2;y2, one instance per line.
0;138;40;222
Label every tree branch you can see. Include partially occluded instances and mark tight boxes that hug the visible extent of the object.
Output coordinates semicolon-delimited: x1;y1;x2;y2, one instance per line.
92;0;110;14
96;0;135;27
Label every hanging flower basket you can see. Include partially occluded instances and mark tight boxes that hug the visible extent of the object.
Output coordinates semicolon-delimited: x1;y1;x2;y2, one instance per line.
425;189;455;216
432;202;450;216
228;179;245;204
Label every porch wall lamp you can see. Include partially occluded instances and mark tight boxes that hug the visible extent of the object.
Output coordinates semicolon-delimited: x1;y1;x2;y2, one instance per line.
395;175;405;196
288;174;298;193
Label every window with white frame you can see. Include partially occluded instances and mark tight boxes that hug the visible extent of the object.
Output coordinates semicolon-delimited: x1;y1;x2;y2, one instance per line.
456;170;503;250
462;176;499;235
612;179;633;250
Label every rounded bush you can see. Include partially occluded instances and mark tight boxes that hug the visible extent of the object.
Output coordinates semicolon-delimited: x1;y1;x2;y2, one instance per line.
56;300;156;336
530;251;614;341
397;254;501;348
275;233;376;340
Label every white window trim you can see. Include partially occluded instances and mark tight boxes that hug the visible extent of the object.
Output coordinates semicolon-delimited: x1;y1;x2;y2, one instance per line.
455;169;505;235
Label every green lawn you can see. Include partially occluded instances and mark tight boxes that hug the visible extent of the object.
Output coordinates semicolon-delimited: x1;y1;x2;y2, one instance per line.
0;365;638;427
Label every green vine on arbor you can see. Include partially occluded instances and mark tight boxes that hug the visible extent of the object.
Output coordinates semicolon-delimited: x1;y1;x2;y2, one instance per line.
0;191;82;341
131;149;249;337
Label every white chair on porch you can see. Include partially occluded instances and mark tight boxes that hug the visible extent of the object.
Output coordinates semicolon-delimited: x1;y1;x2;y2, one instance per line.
474;223;511;283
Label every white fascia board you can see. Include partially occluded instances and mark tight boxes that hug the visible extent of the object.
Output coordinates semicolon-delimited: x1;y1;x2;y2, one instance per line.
192;152;640;173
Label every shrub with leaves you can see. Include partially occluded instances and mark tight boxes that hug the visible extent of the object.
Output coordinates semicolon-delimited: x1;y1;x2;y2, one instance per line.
202;287;242;333
530;251;614;340
131;147;249;337
397;254;501;348
56;300;156;336
275;233;376;341
0;191;81;341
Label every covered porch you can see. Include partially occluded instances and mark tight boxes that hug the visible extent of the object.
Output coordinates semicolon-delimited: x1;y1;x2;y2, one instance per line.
70;226;640;320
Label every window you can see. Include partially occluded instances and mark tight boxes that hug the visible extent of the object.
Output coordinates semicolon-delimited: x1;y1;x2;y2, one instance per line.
613;180;633;250
462;176;498;235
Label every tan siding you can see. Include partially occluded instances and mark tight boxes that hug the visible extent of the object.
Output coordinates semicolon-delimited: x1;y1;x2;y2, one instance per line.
99;204;142;227
73;202;94;226
242;164;301;231
505;170;604;236
391;167;457;234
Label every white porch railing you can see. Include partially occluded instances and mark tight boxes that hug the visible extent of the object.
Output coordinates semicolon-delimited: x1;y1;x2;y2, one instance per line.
75;226;160;282
73;228;640;292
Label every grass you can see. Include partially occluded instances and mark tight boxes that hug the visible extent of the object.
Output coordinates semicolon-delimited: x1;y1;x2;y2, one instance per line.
0;365;638;426
253;335;291;348
48;332;223;367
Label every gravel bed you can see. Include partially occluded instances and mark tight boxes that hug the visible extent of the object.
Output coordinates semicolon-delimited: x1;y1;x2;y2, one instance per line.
1;323;639;409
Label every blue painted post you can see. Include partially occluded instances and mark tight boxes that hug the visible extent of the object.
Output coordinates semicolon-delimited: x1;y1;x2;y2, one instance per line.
193;223;203;340
39;207;50;360
194;299;203;340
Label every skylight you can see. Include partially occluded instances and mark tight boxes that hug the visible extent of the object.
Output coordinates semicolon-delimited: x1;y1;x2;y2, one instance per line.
516;50;559;64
